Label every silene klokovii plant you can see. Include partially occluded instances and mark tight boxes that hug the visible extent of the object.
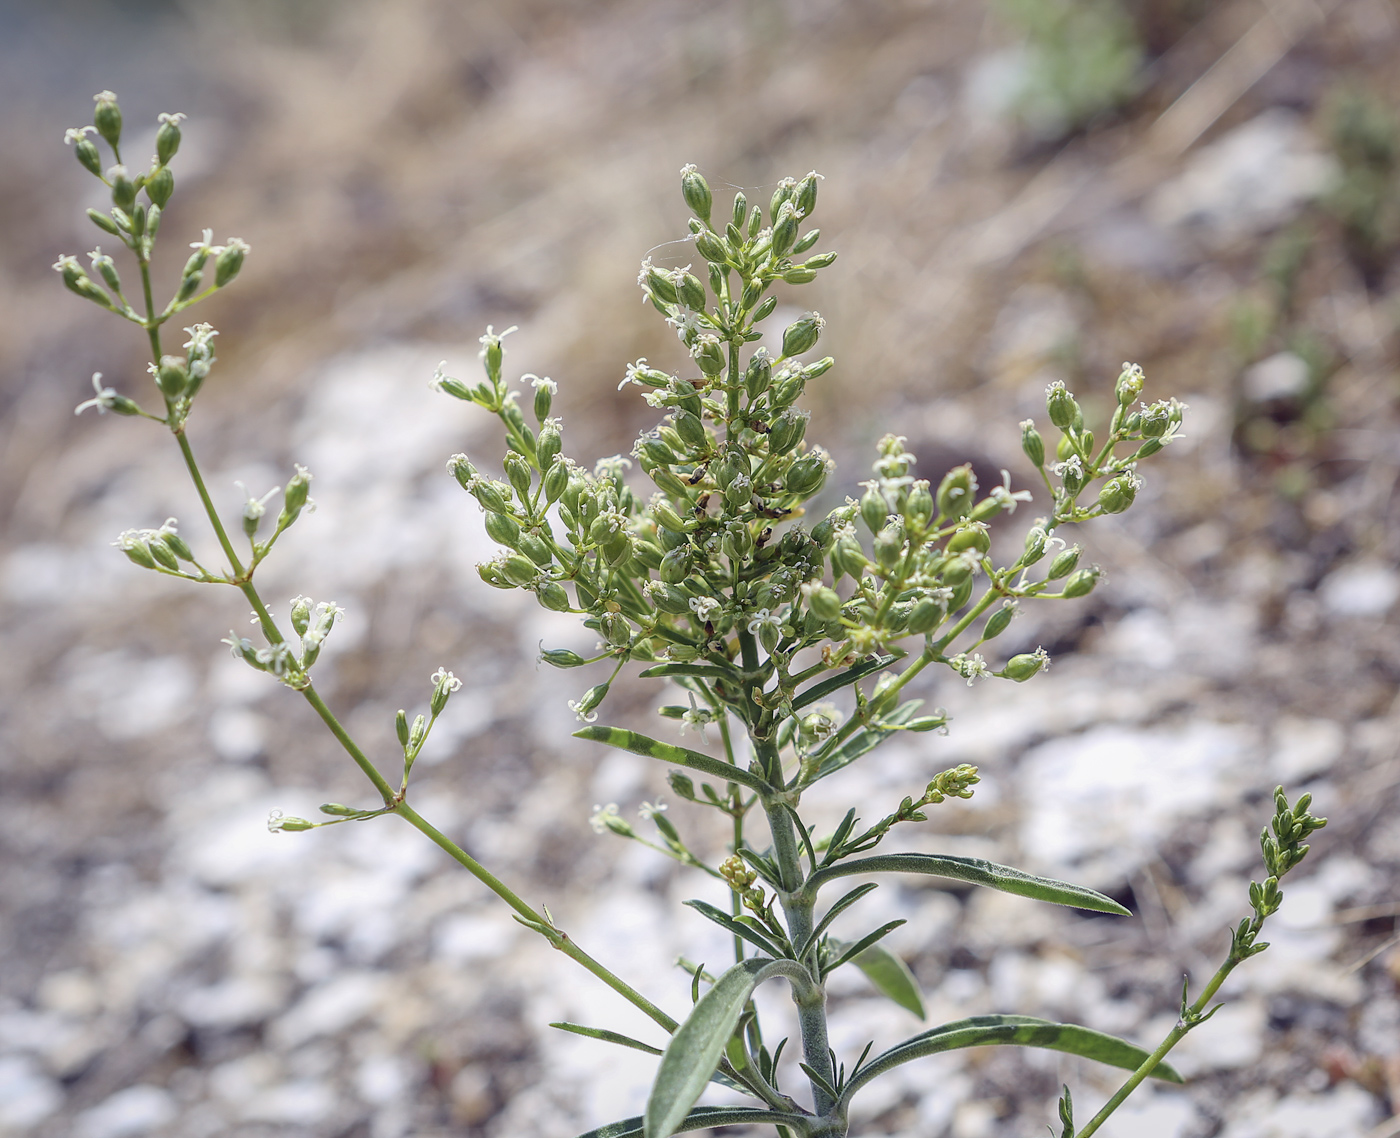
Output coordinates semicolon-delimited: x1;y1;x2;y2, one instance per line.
59;92;1327;1138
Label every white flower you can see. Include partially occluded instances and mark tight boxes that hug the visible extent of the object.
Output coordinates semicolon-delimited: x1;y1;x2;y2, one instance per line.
990;469;1033;513
266;809;285;833
589;803;620;833
949;652;991;686
64;125;97;146
75;372;120;416
477;324;518;356
637;257;655;289
1052;456;1084;479
234;481;279;522
430;361;450;392
222;630;253;659
527;374;557;394
52;254;81;275
190;228;215;252
568;699;599;724
679;163;697;176
594;455;633;479
689;596;720;622
679;692;714;743
639;799;668;820
255;642;293;677
157;112;186;126
666;309;704;342
222;236;251;256
93;90;117;104
642;390;668;408
431;667;463;693
746;608;781;634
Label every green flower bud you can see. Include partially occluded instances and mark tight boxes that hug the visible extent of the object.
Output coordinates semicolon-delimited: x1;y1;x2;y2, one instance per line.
722;520;754;560
130;203;147;238
803;250;837;269
1047;544;1081;579
695;228;728;263
648;581;692;615
396;708;410;746
677;271;707;311
1046;382;1079;430
501;554;538;586
767;409;808;455
781;311;824;357
936;464;977;519
770;370;805;408
469;477;512;514
769;178;796;224
1062;566;1100;597
1058;457;1084;497
145;164;174;209
645;266;678;305
784;453;827;497
873;526;904;571
940;551;976;585
154;356;188;400
772;202;800;257
834;534;869;577
87;208;120;235
805;585;843;621
982;601;1017;640
176;270;203;303
541;646;589;668
115;535;157;569
73;137;103;178
484;510;520;547
108;165;136;211
660;548;691;584
946;521;990;554
667;770;697;801
1022;526;1048;565
572;681;610;720
1135;437;1164;459
1021;420;1044;467
409;713;428;751
319;803;361;817
653;500;689;535
906;595;945;635
680;164;712;221
753;295;778;322
214;237;249;287
1140;401;1171;437
904;481;934;530
1116;362;1145;406
147;536;180;571
536;581;571;613
518;531;554;567
162;529;195;561
477;561;513;588
156;112;184;164
601;612;631;646
693;334;725;377
270;814;315;832
782;267;817;285
291;596;312;637
542;458;569;503
1005;650;1049;681
860;486;888;534
603;529;633;567
674;409;708;450
795;170;819;217
792;228;822;255
1097;473;1140;514
92;90;122;148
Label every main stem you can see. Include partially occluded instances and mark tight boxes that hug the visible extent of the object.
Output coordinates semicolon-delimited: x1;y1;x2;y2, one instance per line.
758;740;838;1124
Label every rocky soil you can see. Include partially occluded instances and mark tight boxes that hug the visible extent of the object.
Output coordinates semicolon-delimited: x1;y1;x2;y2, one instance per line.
2;2;1399;1136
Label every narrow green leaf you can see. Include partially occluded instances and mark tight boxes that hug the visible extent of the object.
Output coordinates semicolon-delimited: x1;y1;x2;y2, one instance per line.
574;725;772;794
639;662;741;683
683;899;787;959
780;802;820;871
810;853;1130;916
836;941;925;1019
825;920;905;974
842;1015;1183;1103
550;1022;663;1056
644;959;771;1138
575;1106;813;1138
808;701;922;783
797;1061;840;1105
792;654;896;710
795;882;879;960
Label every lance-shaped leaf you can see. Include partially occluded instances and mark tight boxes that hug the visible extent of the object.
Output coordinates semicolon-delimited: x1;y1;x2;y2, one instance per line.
683;899;788;959
574;725;772;794
805;701;922;784
574;1105;812;1138
791;653;896;710
808;853;1129;916
639;662;743;683
795;881;879;960
550;1024;749;1093
841;1014;1182;1104
829;939;925;1019
645;958;810;1138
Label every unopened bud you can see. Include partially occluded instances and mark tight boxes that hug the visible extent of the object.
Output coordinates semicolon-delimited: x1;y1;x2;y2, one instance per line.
145;164;174;209
693;334;725;377
156;113;184;164
1021;420;1044;467
1046;382;1078;430
92;90;122;148
1002;649;1049;682
1097;473;1139;514
936;464;977;519
214;238;249;287
1046;544;1081;579
784;453;827;497
667;771;697;801
680;164;712;221
1062;567;1100;597
395;709;410;746
781;311;823;357
154;356;188;399
1116;362;1145;406
982;601;1017;640
291;596;312;637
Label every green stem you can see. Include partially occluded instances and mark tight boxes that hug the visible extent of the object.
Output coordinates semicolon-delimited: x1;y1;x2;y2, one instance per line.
759;758;836;1119
1075;957;1238;1138
396;802;679;1035
300;684;396;803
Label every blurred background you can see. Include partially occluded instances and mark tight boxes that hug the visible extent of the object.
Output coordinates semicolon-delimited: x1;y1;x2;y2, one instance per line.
2;0;1400;1136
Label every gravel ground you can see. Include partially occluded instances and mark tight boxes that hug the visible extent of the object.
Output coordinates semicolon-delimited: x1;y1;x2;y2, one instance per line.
2;2;1399;1136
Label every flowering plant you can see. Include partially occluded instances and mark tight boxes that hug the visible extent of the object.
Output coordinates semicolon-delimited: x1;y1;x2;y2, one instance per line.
58;92;1325;1138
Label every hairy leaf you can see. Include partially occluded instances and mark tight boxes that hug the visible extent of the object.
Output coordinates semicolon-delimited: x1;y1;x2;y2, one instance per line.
809;853;1130;916
791;654;896;710
683;899;787;959
574;1106;812;1138
842;1015;1182;1102
574;725;771;794
833;940;925;1019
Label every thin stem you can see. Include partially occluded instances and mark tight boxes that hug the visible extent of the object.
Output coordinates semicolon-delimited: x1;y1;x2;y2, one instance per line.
396;803;680;1035
1075;957;1237;1138
300;685;396;803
